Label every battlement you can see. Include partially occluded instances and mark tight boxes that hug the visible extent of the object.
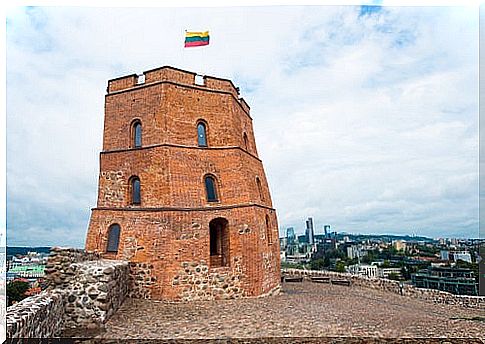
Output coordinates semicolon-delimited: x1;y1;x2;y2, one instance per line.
107;66;248;110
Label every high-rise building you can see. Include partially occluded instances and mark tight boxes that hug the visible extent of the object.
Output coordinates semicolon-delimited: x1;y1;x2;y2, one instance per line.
323;225;330;238
85;66;281;300
286;227;296;245
305;217;315;245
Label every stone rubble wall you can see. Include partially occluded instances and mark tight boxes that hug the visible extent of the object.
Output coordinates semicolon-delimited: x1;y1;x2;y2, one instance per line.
173;260;246;301
282;268;485;309
45;246;101;289
63;260;130;330
6;290;66;338
7;248;129;338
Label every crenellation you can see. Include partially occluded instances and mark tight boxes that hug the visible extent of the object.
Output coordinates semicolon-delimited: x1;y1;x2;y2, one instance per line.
107;74;137;93
107;67;242;100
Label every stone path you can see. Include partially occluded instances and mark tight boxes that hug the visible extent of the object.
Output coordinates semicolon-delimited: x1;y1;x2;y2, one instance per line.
97;281;485;340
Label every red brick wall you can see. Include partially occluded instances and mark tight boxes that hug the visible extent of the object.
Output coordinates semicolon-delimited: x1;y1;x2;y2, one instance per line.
86;66;280;300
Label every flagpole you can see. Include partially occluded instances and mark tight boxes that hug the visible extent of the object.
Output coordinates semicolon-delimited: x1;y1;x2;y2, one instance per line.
182;29;186;69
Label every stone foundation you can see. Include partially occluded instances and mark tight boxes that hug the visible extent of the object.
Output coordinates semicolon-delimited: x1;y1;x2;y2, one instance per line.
174;258;246;301
282;268;485;309
129;262;155;299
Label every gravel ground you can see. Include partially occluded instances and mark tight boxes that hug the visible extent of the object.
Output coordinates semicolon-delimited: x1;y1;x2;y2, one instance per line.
96;281;485;340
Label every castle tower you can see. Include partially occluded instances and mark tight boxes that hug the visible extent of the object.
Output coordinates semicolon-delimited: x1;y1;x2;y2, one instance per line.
85;66;281;300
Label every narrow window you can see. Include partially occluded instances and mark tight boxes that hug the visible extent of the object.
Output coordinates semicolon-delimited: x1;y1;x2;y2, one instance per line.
243;133;249;151
256;177;264;201
107;224;121;253
131;176;141;205
132;121;142;148
204;175;218;202
197;122;207;147
266;215;272;244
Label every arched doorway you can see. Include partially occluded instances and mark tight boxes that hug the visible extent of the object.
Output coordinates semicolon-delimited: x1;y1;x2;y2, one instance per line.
209;217;230;267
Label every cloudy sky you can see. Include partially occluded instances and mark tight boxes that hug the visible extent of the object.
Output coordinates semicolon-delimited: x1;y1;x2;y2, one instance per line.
6;5;479;247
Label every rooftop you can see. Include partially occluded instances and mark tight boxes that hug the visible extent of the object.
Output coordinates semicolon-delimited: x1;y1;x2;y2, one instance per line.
90;281;484;340
9;265;45;273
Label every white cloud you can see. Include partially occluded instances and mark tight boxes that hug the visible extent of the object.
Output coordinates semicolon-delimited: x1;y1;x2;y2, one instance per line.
6;5;479;246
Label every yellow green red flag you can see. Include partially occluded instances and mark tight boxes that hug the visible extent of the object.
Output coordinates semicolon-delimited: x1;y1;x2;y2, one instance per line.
185;31;210;47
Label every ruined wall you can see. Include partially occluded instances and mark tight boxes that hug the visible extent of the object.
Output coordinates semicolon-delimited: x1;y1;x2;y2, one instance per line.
45;246;100;289
283;268;485;309
63;260;129;330
6;290;66;338
7;248;130;338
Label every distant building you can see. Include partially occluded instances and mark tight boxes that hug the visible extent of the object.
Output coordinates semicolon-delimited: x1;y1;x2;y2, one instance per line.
440;250;449;261
286;227;296;245
285;253;310;264
280;250;286;262
8;265;45;279
305;218;315;245
347;264;378;278
412;267;477;296
316;238;337;255
346;245;362;260
297;234;307;244
279;237;287;249
393;240;406;252
451;251;472;263
378;267;402;279
323;225;331;238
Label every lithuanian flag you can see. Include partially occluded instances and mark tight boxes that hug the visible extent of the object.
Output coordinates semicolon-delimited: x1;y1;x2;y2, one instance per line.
185;31;210;47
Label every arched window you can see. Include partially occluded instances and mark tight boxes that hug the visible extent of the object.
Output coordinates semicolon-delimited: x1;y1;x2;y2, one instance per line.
243;133;249;151
204;175;218;202
132;120;142;148
209;218;230;267
256;177;264;201
130;176;141;205
266;215;272;244
197;121;207;147
107;224;121;253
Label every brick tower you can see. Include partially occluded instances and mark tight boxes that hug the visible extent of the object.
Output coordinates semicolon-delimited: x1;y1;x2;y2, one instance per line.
85;66;281;300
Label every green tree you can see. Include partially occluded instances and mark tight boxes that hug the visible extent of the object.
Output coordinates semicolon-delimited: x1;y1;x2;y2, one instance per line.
335;261;346;273
7;280;30;306
310;258;325;270
388;272;400;281
401;267;410;280
382;260;391;268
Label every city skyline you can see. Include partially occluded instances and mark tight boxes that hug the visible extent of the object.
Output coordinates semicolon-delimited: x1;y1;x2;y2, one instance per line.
7;5;479;247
